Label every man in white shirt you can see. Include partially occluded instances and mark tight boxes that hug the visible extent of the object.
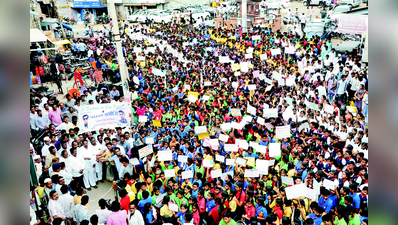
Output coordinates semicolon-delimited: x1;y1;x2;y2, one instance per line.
68;148;85;190
90;137;106;182
58;185;74;223
41;136;54;159
95;199;113;224
59;161;73;184
127;200;144;225
79;139;98;190
48;191;66;223
299;13;306;31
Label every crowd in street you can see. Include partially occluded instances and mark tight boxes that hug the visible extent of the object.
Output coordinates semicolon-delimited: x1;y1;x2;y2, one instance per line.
30;10;368;225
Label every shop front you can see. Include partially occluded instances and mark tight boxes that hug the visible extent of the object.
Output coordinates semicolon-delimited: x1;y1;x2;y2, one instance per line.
71;0;108;22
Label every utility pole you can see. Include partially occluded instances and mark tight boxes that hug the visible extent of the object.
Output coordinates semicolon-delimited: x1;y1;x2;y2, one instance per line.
108;0;133;123
242;0;248;33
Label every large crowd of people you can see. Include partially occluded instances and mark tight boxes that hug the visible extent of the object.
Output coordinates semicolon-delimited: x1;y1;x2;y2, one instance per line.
30;11;368;225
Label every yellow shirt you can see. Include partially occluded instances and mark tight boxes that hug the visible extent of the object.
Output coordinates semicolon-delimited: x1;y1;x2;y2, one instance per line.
181;181;193;189
229;199;237;212
160;204;173;217
287;169;296;178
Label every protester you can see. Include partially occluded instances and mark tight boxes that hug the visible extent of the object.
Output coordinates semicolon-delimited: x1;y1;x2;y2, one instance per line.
30;13;368;225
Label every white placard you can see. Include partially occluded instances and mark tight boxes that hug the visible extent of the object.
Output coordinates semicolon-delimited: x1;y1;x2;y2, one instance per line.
275;125;291;138
235;157;247;166
252;35;261;40
164;169;176;178
182;170;193;180
145;137;154;144
285;47;295;54
263;108;278;118
139;116;148;122
146;47;155;53
240;62;249;72
204;81;212;86
247;47;254;53
256;159;269;175
282;176;294;185
221;171;234;180
258;73;266;80
324;104;334;114
178;155;188;163
202;95;210;101
260;54;267;60
271;48;281;55
220;123;232;131
232;82;239;89
226;158;236;166
210;139;219;147
157;150;173;161
245;169;260;177
248;85;256;90
323;179;337;190
219;134;229;142
195;126;208;134
219;56;230;63
224;144;238;152
245;53;253;59
269;143;281;157
249;141;258;148
188;94;197;103
238;140;248;150
256;145;267;154
134;47;142;53
257;117;265;125
168;202;179;212
215;154;225;162
264;77;273;85
285;183;307;199
203;159;214;168
234;71;241;76
247;104;257;115
184;84;191;90
129;158;140;165
137;56;145;61
211;169;223;178
230;122;240;129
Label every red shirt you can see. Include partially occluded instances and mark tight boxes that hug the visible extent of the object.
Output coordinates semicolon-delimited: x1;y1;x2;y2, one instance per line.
120;195;130;212
210;206;223;224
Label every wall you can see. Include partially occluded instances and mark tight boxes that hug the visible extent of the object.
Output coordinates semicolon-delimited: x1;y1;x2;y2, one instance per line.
167;0;211;9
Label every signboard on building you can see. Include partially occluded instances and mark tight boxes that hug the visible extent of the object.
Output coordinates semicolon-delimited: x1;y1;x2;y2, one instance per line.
73;0;104;8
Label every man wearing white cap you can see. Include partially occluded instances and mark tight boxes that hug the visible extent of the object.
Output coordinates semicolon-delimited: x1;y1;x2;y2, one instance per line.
33;155;43;179
41;136;55;159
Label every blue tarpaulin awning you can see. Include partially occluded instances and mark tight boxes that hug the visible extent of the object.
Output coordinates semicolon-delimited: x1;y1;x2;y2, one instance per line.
60;23;77;30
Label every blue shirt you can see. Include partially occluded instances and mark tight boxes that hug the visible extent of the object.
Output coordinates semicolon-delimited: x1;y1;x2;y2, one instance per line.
350;192;361;209
176;211;186;224
145;209;156;224
318;196;333;213
138;196;153;209
314;215;323;225
206;199;216;212
109;154;122;172
255;205;267;219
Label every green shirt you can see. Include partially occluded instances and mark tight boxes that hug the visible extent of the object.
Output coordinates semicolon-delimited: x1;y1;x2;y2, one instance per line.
219;219;238;225
173;196;188;209
333;217;348;225
137;189;152;200
348;214;361;225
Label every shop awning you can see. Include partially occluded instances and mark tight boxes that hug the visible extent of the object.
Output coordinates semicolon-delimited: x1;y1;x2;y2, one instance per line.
60;23;77;30
41;18;59;26
30;29;50;43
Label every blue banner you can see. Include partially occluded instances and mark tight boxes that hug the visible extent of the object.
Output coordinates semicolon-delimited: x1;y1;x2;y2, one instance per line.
73;0;106;8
